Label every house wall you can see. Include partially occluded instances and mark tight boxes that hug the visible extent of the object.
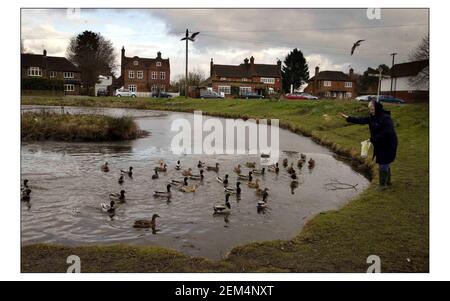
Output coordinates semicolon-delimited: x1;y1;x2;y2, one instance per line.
380;76;429;102
210;76;282;95
122;58;170;93
22;67;81;95
305;79;356;98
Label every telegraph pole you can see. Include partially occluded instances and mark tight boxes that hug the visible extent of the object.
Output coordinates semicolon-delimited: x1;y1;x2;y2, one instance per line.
390;52;397;97
181;29;200;99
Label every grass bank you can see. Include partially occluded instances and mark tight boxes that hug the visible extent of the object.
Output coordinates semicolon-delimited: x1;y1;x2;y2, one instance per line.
21;96;429;272
21;111;145;141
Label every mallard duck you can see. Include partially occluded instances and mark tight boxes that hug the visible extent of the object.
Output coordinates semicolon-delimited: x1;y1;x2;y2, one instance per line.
261;153;270;158
245;162;256;169
268;163;279;173
282;158;288;168
217;174;229;185
21;188;31;202
171;177;188;187
180;184;197;193
234;164;242;174
239;171;253;181
109;190;125;203
121;166;133;177
197;161;205;168
21;179;31;193
101;162;110;172
154;184;171;197
248;178;260;189
155;164;167;172
297;159;304;169
291;172;298;180
213;193;231;215
175;160;181;170
182;168;193;176
287;163;295;174
118;174;124;184
256;187;269;196
308;158;315;169
151;168;159;179
252;168;265;176
257;191;269;210
133;214;160;229
301;153;307;160
206;163;220;172
189;169;204;180
101;200;115;214
225;182;241;195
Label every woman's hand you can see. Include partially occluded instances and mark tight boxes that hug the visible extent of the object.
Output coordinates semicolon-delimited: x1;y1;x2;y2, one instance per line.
339;112;348;119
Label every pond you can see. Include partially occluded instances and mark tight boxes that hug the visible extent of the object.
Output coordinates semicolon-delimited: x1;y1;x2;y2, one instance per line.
21;105;369;259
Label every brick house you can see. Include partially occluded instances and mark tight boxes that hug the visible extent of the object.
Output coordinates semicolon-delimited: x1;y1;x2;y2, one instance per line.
304;66;357;99
118;47;170;94
380;59;429;102
21;49;81;95
204;56;282;96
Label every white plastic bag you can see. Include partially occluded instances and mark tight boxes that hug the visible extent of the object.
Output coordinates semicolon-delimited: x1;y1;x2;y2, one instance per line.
360;139;371;158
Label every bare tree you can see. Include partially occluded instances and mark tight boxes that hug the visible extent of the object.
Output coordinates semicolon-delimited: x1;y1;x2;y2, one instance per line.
171;69;206;95
409;35;429;89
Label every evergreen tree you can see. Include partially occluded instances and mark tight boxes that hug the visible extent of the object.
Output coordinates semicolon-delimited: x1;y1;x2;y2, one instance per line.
282;48;309;93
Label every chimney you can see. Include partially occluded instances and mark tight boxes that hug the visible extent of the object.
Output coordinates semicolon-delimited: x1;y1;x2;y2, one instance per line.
349;67;354;78
210;58;214;77
121;46;125;79
244;58;249;65
43;49;47;56
250;56;255;67
277;59;282;70
315;66;319;76
157;51;162;59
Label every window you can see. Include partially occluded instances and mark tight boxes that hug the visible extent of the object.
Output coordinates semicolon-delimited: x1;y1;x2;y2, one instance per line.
64;84;75;92
323;81;332;87
137;71;143;79
49;71;57;78
345;82;353;88
28;67;42;77
133;61;138;66
151;85;158;92
268;87;275;94
325;91;331;97
218;86;231;94
261;77;275;84
151;71;157;80
160;72;166;80
128;84;137;92
156;61;162;67
63;72;74;79
239;87;251;94
160;85;165;92
128;70;135;79
242;78;248;82
345;92;352;98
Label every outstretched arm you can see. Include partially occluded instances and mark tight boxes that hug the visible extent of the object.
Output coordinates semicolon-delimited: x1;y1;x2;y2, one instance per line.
339;112;370;124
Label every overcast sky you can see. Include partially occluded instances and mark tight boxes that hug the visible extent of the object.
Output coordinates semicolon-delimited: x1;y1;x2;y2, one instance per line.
21;8;428;80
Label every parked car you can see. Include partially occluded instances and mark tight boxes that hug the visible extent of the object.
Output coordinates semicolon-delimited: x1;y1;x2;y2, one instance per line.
200;90;224;99
115;88;136;97
240;92;264;99
96;88;109;97
378;95;405;104
300;93;318;100
355;95;375;101
152;91;172;98
285;92;316;100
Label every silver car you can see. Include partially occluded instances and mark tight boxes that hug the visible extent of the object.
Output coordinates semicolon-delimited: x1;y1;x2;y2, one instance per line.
115;88;137;97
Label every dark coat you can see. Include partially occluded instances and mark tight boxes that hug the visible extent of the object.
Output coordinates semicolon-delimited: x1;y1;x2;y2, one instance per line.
346;107;398;165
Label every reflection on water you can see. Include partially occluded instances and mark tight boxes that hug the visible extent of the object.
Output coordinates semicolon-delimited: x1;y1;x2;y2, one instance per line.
21;106;369;259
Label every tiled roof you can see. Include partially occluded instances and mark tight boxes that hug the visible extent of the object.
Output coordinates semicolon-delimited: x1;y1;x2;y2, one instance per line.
21;53;79;72
123;56;170;69
309;71;352;81
389;59;429;77
213;63;281;78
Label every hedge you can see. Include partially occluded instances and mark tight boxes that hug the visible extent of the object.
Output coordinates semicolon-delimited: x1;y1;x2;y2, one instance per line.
21;78;64;91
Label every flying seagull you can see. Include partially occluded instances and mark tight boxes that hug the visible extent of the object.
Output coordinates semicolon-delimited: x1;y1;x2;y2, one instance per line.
181;31;200;42
351;39;365;55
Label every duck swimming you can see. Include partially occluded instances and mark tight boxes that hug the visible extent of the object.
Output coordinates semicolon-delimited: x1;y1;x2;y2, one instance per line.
256;187;269;196
213;193;231;215
155;164;167;172
118;174;124;184
287;163;295;174
297;159;304;169
268;163;280;173
101;162;110;172
252;168;265;176
21;188;31;202
308;158;315;169
121;166;133;177
101;200;115;214
206;163;220;172
182;168;193;176
282;158;288;168
257;191;269;210
154;184;172;197
301;153;307;160
245;162;256;169
189;169;204;181
151;168;159;179
248;178;260;189
239;171;253;181
225;182;241;195
234;164;242;174
109;190;126;203
171;177;188;187
21;179;31;193
291;172;298;180
175;160;181;170
133;214;160;229
197;161;205;168
180;183;197;193
217;174;229;185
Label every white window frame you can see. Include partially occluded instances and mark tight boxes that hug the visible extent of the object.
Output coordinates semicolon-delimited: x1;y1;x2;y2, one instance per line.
323;81;332;87
345;81;353;88
128;84;137;92
64;84;75;92
128;70;135;79
28;67;42;77
151;85;158;92
133;61;138;66
242;78;248;82
63;72;74;79
218;85;231;95
49;71;57;78
151;71;157;80
156;61;162;67
239;86;252;94
325;91;331;97
160;72;166;80
260;77;275;84
220;77;227;81
345;92;352;98
137;70;143;79
268;87;275;94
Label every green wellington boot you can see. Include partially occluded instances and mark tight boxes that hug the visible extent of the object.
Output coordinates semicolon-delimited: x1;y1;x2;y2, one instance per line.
378;169;389;191
386;168;392;186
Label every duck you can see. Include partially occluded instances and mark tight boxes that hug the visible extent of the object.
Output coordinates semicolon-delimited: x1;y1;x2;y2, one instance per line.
180;183;197;193
248;178;260;189
308;158;315;169
182;168;193;176
121;166;133;177
238;171;253;181
101;200;115;214
21;188;31;202
109;190;126;203
261;153;270;158
151;168;159;179
291;172;298;180
224;182;241;195
133;214;160;229
118;174;124;184
206;163;220;172
256;187;269;196
21;179;31;193
189;169;204;181
282;158;288;168
301;153;307;160
175;160;181;170
171;177;189;187
252;168;265;176
217;174;229;185
257;191;269;210
297;159;304;169
213;193;231;215
154;184;172;197
155;164;167;172
101;162;110;172
234;164;242;174
245;162;256;169
287;163;295;174
268;163;280;173
197;161;205;168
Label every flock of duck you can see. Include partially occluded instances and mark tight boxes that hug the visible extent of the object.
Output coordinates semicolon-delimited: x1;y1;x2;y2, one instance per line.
21;154;316;233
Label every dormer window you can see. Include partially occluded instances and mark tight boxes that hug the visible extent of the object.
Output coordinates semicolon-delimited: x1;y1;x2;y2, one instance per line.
133;61;138;66
156;61;162;67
